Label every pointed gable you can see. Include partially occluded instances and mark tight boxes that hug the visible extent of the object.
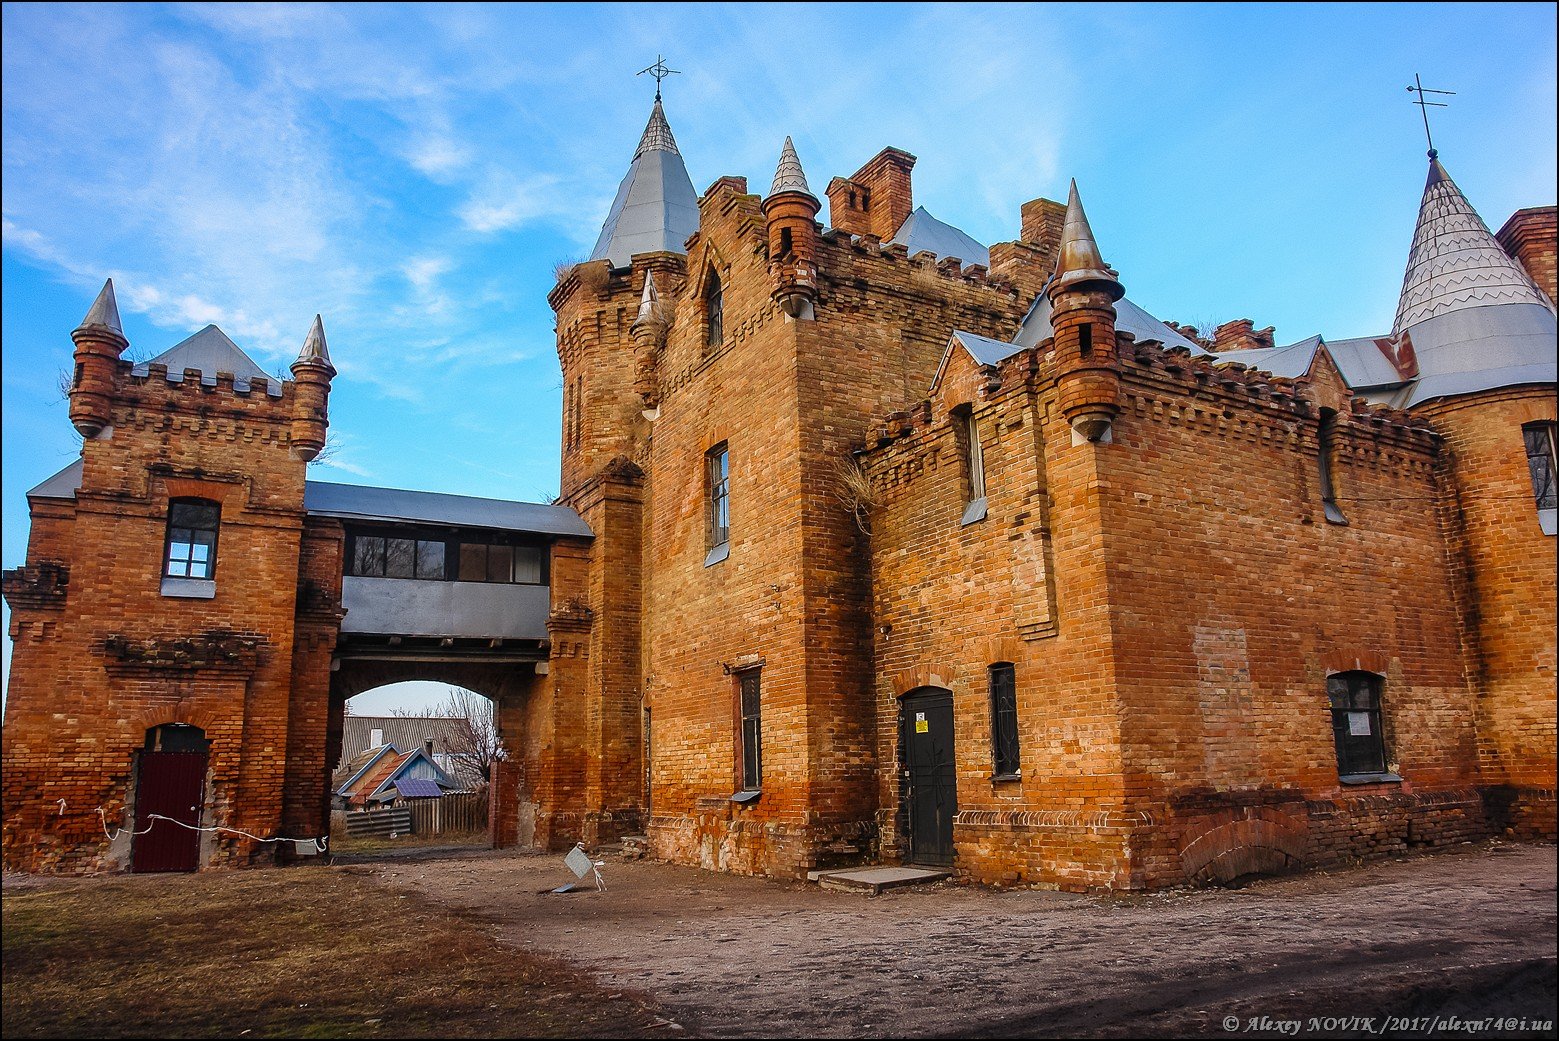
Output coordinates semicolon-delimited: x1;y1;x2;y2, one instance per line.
132;325;283;396
888;207;990;267
589;98;701;268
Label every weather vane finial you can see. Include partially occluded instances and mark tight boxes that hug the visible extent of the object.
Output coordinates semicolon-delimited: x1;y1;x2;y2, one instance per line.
1406;73;1455;159
638;55;680;102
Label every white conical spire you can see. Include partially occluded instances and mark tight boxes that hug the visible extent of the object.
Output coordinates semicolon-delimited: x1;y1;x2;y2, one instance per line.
293;314;335;373
1393;155;1552;333
590;97;700;268
770;136;812;196
77;278;123;335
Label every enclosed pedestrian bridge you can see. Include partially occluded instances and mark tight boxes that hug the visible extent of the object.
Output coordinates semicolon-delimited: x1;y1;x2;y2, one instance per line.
24;462;591;667
304;481;591;665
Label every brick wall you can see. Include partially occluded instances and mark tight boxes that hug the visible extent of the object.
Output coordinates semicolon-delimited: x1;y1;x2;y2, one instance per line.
1416;387;1558;838
861;328;1522;888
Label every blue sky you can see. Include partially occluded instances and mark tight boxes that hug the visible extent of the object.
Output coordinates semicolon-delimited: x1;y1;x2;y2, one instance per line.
3;2;1556;712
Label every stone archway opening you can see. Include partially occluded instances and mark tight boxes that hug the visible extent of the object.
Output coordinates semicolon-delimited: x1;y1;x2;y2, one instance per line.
327;653;553;857
332;681;499;856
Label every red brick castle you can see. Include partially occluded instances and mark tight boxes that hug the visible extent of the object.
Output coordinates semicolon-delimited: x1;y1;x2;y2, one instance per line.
5;97;1555;886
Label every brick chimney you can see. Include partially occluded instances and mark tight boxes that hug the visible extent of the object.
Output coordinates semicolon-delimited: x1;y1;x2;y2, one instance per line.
1020;197;1067;268
1211;318;1276;353
826;147;916;240
1495;206;1558;303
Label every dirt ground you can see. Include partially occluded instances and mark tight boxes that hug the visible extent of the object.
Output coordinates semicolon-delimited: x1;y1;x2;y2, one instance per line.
349;840;1559;1039
1;864;665;1039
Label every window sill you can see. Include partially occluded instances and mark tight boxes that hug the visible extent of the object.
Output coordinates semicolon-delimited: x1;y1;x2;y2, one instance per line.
991;772;1021;783
960;497;988;526
1338;772;1403;786
704;542;730;568
729;789;761;805
161;577;216;599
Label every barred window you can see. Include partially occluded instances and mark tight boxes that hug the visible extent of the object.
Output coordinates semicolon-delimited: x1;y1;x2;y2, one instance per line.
1327;671;1387;778
990;663;1020;777
1525;422;1557;510
164;500;220;580
738;667;762;792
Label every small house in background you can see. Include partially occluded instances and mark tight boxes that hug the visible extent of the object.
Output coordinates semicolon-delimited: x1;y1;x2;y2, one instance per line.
334;742;460;810
337;715;486;791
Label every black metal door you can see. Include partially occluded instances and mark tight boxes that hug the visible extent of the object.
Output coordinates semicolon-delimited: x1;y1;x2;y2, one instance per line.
903;688;957;866
132;751;206;872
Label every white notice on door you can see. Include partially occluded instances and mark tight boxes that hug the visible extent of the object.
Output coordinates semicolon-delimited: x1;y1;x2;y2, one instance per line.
1348;711;1372;736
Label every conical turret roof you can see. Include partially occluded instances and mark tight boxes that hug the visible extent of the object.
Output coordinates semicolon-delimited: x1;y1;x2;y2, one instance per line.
636;271;659;318
294;314;335;373
76;278;123;335
770;136;812;197
1049;180;1123;300
1373;154;1557;408
1393;155;1552;333
590;98;700;268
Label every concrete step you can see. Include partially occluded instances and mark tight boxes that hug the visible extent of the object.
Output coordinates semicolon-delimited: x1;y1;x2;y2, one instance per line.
810;865;951;895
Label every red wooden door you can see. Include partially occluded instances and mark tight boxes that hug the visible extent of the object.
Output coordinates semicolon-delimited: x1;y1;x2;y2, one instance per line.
132;751;206;872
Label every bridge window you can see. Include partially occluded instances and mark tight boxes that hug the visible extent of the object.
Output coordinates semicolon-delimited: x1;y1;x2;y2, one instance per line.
346;529;546;585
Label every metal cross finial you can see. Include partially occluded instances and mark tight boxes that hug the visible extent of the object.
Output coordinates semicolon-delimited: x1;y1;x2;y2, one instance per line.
1407;73;1455;159
638;55;680;101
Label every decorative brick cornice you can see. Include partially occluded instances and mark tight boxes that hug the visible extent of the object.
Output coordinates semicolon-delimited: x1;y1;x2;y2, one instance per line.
2;561;69;611
100;629;266;675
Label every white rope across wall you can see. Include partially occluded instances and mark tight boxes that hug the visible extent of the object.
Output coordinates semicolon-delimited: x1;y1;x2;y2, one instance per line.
88;804;328;855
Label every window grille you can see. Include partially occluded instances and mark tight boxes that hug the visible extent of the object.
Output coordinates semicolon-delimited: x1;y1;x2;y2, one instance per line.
990;663;1020;777
738;668;762;791
1327;671;1386;777
1525;422;1557;510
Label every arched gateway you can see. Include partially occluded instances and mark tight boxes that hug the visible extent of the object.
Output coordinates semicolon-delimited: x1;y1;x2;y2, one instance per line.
1;307;642;874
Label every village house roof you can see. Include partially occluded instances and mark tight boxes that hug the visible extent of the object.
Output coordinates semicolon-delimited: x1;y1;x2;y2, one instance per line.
589;97;701;268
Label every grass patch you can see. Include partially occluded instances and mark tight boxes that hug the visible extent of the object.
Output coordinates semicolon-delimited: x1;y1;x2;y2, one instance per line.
2;867;664;1039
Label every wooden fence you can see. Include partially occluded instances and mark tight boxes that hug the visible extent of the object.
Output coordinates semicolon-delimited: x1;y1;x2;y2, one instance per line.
406;791;488;836
341;807;411;838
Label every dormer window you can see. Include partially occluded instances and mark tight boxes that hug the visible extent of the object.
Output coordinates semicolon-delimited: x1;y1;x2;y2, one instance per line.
705;271;724;348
